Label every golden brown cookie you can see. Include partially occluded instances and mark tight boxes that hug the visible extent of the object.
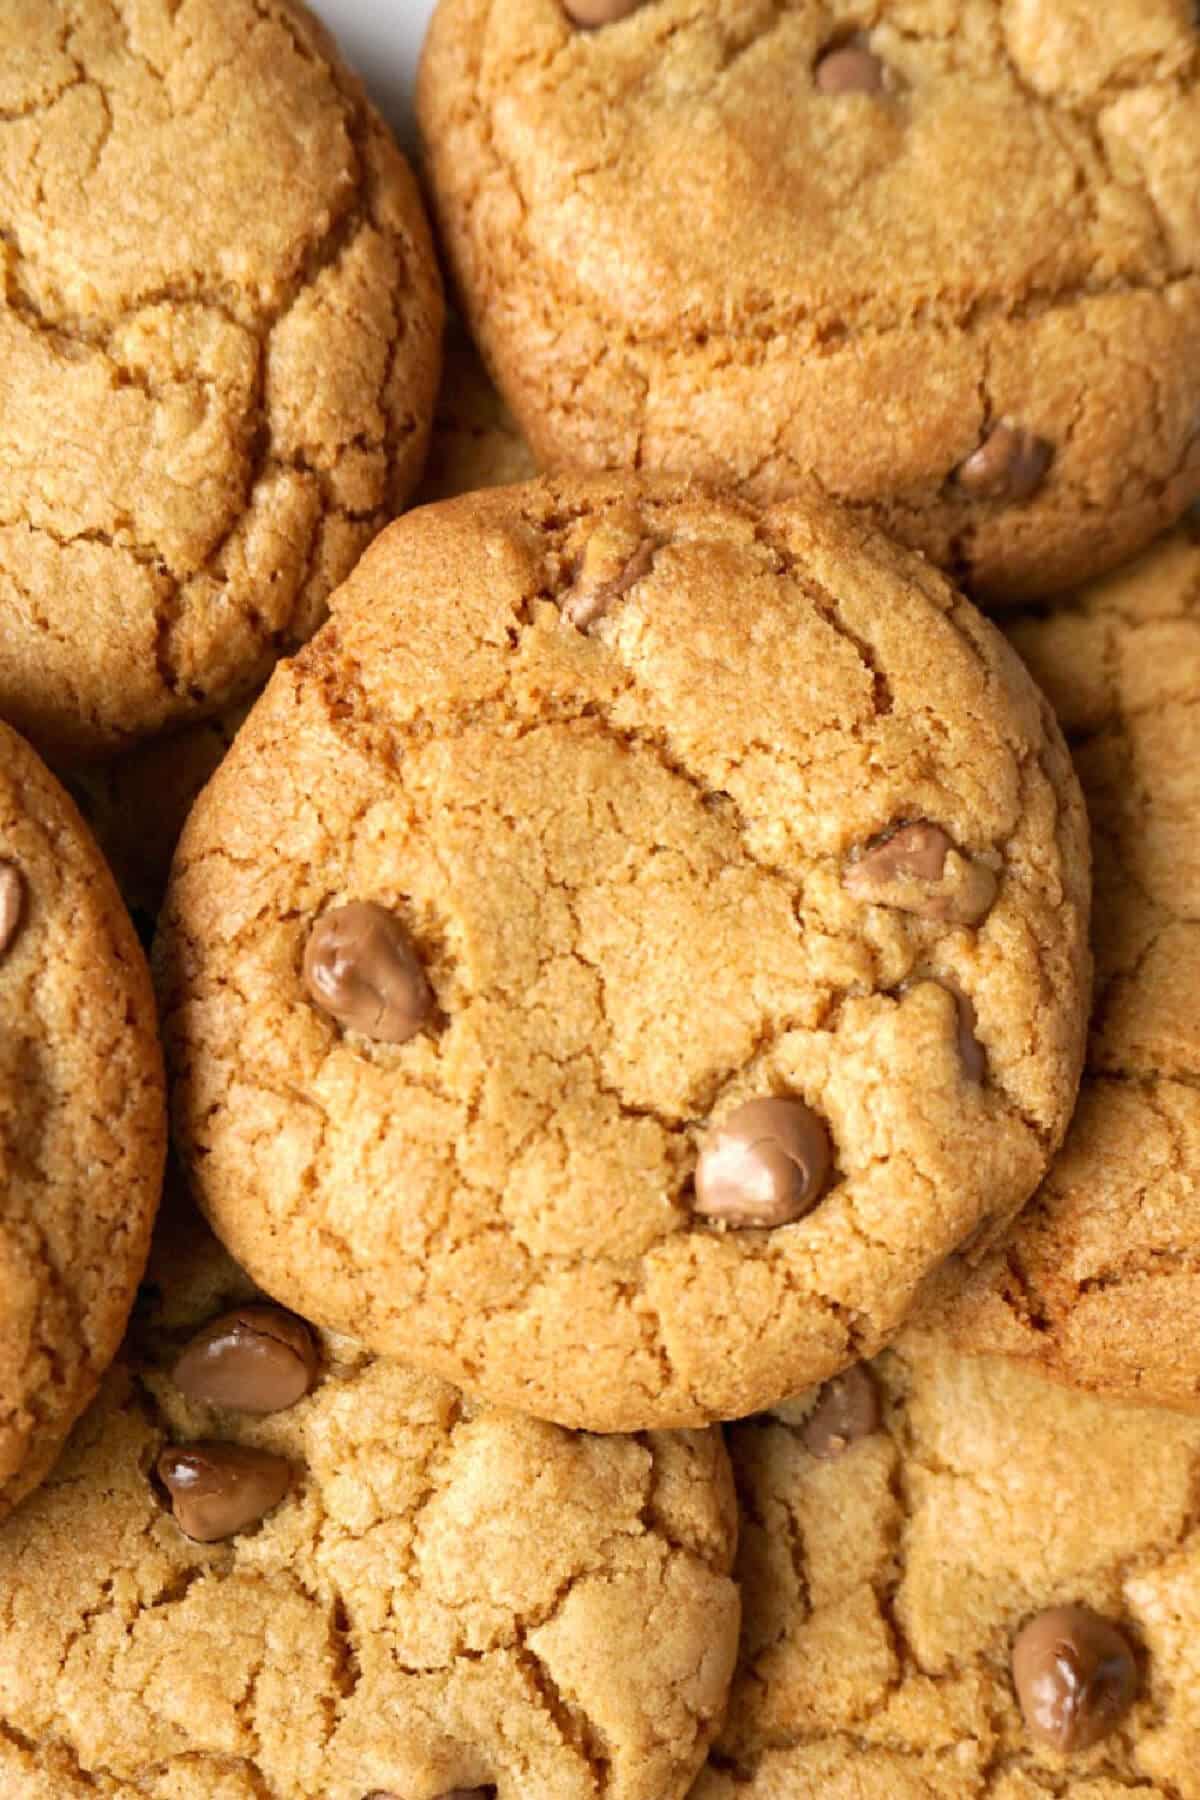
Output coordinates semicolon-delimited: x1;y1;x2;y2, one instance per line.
417;0;1200;600
693;1333;1200;1798
0;719;165;1521
0;1205;739;1798
0;0;443;757
157;473;1090;1432
921;521;1200;1412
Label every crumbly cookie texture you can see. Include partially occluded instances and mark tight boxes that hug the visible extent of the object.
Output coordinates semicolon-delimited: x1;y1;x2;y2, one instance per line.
920;521;1200;1412
158;473;1090;1432
0;1208;739;1799
0;720;165;1522
693;1337;1200;1798
417;0;1200;600
0;0;443;758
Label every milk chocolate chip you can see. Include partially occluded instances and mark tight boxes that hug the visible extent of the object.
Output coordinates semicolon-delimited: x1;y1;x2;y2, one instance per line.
0;861;25;958
157;1441;291;1543
173;1305;319;1414
844;822;998;925
563;0;644;25
949;984;986;1082
694;1097;832;1228
815;42;887;94
957;423;1053;503
1012;1605;1137;1752
366;1792;492;1800
802;1365;881;1458
563;535;657;632
304;901;431;1043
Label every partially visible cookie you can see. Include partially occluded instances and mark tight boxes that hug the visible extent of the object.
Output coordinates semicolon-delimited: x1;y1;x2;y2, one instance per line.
920;522;1200;1412
0;0;443;756
0;1205;739;1799
418;0;1200;599
158;473;1090;1432
0;720;165;1521
415;324;539;505
694;1334;1200;1798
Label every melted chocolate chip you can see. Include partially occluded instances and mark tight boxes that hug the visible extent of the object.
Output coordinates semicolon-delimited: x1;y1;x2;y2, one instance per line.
1012;1605;1137;1752
562;537;657;632
157;1441;291;1543
693;1097;832;1229
801;1365;881;1458
562;0;644;25
303;901;432;1044
844;821;998;925
957;423;1053;503
815;42;887;94
173;1306;319;1414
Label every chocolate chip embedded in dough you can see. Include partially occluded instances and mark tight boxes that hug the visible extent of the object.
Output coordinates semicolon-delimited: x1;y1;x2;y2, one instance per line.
801;1365;881;1458
172;1305;319;1414
562;535;657;632
815;42;887;94
156;1441;291;1543
0;862;25;959
843;822;998;926
693;1097;832;1229
303;901;432;1044
957;423;1053;503
1012;1605;1137;1753
562;0;645;27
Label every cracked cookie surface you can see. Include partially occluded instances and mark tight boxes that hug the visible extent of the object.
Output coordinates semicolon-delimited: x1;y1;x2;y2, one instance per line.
0;0;443;758
692;1333;1200;1799
417;0;1200;600
0;1204;739;1799
158;473;1090;1430
920;521;1200;1413
60;337;530;926
0;719;165;1522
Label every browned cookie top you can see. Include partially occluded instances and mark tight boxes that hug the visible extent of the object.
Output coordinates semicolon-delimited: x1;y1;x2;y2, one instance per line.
0;0;443;756
158;473;1089;1432
418;0;1200;598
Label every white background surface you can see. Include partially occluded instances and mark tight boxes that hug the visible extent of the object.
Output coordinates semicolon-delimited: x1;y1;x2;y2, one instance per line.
309;0;440;146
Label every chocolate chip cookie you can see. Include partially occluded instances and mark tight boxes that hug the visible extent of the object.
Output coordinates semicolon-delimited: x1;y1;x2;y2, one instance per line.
0;719;165;1521
417;0;1200;599
0;1205;739;1798
1;0;443;757
694;1332;1200;1797
922;520;1200;1413
158;474;1090;1431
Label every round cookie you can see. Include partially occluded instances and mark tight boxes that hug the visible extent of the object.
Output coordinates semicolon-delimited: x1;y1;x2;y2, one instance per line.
157;474;1090;1431
417;0;1200;601
694;1334;1200;1798
921;520;1200;1412
0;1205;739;1799
0;719;165;1521
0;0;443;757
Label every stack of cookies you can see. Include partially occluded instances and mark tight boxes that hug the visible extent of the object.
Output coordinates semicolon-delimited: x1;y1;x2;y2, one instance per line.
0;1;1197;1796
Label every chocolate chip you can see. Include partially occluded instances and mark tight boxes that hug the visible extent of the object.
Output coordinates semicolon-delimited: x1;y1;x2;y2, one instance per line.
957;423;1053;503
814;43;887;94
562;536;657;633
562;0;644;24
843;821;998;926
157;1441;291;1543
173;1305;319;1414
0;861;25;959
693;1097;832;1229
303;901;432;1044
801;1365;881;1458
949;984;986;1082
366;1792;493;1800
1012;1605;1137;1752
